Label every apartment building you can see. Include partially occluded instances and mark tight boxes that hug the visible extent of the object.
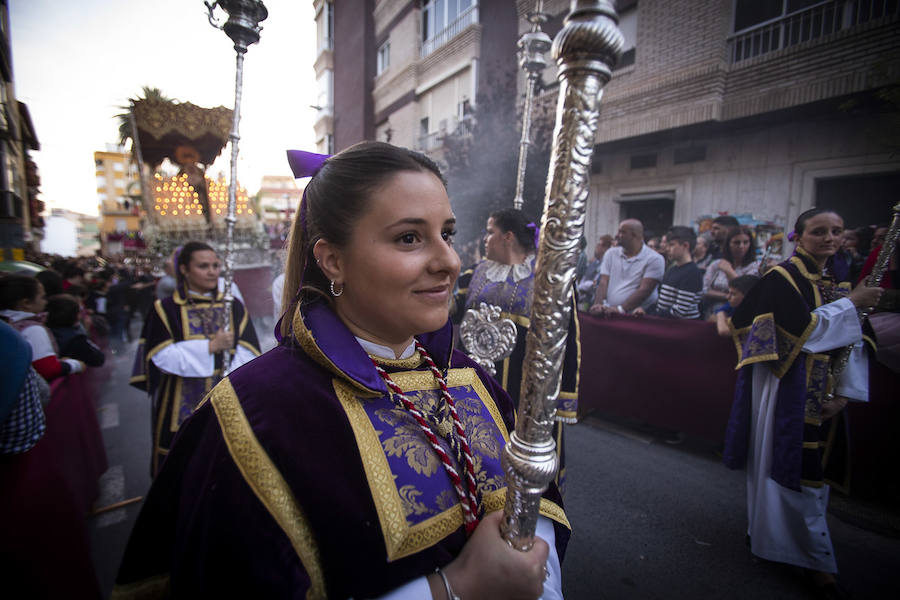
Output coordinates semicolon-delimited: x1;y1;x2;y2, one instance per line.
314;0;900;243
94;145;142;255
313;0;518;159
0;0;41;261
257;174;302;226
569;0;900;239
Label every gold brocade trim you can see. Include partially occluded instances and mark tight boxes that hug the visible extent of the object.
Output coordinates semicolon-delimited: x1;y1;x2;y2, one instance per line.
109;573;171;600
501;357;510;391
805;415;823;426
788;253;825;305
732;313;779;370
480;489;571;531
372;353;425;369
168;377;186;432
146;339;174;364
334;367;510;562
557;392;578;400
800;478;825;489
803;441;826;449
209;380;327;600
154;301;173;337
180;300;234;341
556;409;578;424
771;266;803;298
500;311;531;328
771;317;819;378
238;339;261;356
292;304;380;396
129;374;147;385
152;377;172;475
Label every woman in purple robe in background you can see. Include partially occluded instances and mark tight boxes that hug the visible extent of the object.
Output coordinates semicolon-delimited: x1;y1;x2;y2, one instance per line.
723;208;883;596
129;241;260;476
113;142;568;599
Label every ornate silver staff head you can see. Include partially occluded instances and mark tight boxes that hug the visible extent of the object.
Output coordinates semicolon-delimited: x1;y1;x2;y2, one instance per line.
205;0;268;53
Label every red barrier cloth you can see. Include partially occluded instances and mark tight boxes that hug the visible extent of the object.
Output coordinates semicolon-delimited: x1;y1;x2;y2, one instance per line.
0;371;105;598
234;265;274;319
576;312;738;442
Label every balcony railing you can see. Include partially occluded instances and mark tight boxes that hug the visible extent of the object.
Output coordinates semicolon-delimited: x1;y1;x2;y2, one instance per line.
730;0;899;63
421;5;478;58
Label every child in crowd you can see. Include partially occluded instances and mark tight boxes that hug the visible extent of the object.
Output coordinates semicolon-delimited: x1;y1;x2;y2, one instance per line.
45;294;106;368
0;275;86;381
715;274;759;336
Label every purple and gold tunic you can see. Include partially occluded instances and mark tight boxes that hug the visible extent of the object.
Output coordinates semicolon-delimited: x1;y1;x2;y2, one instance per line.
130;286;259;475
113;300;569;599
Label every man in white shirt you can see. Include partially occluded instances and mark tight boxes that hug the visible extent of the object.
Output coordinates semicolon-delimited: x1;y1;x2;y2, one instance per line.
589;219;665;315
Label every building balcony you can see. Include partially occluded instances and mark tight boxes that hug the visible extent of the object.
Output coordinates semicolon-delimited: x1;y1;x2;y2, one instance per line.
421;5;479;58
729;0;899;63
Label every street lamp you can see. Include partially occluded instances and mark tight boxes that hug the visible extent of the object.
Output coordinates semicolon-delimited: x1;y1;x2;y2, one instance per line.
205;0;267;372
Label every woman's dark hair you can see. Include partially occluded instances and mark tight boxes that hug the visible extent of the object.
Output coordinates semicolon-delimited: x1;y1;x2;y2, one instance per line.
45;294;80;329
489;208;536;253
729;274;760;296
0;274;42;310
280;141;446;334
794;207;841;237
722;225;757;267
35;269;64;296
176;241;216;287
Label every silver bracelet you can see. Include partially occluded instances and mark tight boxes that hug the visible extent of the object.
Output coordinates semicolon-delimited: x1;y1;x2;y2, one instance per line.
436;567;461;600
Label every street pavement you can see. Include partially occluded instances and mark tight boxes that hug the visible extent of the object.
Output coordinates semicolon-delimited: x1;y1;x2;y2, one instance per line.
87;322;899;599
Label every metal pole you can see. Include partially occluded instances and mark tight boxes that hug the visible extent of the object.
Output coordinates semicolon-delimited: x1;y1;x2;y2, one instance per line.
501;0;622;550
513;3;551;210
206;0;267;373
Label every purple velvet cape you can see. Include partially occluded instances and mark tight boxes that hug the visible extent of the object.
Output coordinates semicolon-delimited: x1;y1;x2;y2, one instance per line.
114;300;569;599
723;249;851;490
129;285;260;475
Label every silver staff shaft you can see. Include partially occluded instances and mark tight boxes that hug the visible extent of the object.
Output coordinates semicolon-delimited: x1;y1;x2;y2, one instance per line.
221;47;244;373
501;0;623;550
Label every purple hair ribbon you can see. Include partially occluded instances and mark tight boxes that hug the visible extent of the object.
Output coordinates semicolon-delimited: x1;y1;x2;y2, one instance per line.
285;150;332;302
526;222;540;249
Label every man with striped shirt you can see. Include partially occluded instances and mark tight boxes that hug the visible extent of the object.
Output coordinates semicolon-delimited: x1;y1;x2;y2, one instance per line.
646;226;703;319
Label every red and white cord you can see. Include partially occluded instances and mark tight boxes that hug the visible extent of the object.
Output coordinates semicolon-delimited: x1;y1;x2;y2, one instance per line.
370;343;480;534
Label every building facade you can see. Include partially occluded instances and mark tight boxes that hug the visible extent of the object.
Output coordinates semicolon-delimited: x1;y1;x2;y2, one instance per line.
555;0;900;240
94;144;142;255
314;0;900;242
313;0;518;160
0;0;42;261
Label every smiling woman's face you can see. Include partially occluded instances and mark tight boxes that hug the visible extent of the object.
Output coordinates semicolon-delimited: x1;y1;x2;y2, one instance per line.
327;170;461;351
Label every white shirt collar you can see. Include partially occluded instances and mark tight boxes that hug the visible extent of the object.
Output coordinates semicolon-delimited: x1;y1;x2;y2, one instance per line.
483;254;535;283
355;336;417;360
0;309;36;323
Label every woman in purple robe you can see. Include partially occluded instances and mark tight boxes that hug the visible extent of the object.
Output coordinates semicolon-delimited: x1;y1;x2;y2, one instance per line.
129;241;260;476
723;208;883;596
114;142;568;599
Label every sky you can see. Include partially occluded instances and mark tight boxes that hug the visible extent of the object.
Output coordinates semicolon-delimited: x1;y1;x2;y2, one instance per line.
9;0;319;216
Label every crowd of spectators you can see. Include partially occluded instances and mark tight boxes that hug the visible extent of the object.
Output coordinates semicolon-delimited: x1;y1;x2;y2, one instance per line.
576;215;896;327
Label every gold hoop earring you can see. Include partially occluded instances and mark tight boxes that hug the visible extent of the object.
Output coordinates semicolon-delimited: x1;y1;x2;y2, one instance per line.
330;280;344;297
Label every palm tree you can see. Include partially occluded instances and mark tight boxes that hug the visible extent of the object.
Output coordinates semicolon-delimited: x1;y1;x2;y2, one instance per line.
116;86;176;148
